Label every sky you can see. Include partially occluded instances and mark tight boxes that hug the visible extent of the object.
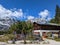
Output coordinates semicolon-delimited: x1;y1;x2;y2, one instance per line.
0;0;60;21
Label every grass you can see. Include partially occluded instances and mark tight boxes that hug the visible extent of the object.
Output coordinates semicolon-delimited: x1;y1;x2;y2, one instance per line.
54;38;60;41
52;36;60;41
0;34;14;42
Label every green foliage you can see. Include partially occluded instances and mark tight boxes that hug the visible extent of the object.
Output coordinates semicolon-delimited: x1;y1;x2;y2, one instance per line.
50;5;60;24
8;21;33;44
0;31;9;35
8;21;33;34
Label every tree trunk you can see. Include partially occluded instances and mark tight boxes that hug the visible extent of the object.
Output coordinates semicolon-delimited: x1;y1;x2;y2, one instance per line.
24;35;26;44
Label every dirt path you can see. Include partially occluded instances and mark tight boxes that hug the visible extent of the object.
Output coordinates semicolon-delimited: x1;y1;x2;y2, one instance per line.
0;39;60;45
43;39;60;45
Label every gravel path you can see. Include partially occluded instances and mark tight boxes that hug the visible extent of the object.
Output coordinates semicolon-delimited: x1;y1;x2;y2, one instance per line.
0;39;60;45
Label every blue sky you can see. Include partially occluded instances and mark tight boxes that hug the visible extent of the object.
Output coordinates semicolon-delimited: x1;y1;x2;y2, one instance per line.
0;0;60;21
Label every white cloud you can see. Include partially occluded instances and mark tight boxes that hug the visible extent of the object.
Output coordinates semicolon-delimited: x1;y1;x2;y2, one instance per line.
47;17;52;21
39;9;49;18
12;9;23;17
0;5;23;18
0;5;52;22
38;9;52;21
27;16;34;20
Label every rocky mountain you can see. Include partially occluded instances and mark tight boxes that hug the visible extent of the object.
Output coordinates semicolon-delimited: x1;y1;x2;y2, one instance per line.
27;18;47;24
0;17;17;31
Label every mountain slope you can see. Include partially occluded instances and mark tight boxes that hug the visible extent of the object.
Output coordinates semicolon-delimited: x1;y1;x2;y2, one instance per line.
0;17;16;31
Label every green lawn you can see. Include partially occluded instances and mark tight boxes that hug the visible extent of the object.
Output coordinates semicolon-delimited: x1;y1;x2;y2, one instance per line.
54;38;60;41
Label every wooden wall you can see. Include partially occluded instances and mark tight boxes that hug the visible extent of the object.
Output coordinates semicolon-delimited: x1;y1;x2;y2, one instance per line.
33;22;60;30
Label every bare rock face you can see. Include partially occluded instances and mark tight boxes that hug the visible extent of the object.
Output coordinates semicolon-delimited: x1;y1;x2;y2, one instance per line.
27;18;47;24
0;17;17;31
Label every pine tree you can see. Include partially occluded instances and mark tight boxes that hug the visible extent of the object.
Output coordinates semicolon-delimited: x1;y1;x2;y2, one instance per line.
50;5;60;24
55;5;60;23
